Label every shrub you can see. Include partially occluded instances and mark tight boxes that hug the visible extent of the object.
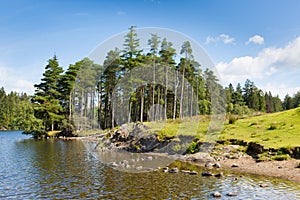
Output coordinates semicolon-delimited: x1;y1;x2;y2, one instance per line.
186;141;198;154
228;115;237;124
268;123;277;130
271;154;291;161
257;152;271;162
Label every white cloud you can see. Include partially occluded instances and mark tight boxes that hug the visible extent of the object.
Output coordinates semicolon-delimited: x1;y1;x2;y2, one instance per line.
263;84;300;99
205;34;235;45
216;36;300;96
246;35;264;45
0;65;35;94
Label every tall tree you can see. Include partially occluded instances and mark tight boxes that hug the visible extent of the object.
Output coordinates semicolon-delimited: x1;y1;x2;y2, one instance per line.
179;41;193;118
121;26;142;123
159;38;176;120
33;55;64;131
148;33;160;121
283;94;293;110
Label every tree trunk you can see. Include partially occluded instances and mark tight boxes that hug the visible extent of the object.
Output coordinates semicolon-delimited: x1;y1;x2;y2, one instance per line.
140;87;144;122
164;65;168;120
152;60;156;121
98;84;102;129
180;67;185;119
111;92;114;129
128;101;132;124
173;70;178;120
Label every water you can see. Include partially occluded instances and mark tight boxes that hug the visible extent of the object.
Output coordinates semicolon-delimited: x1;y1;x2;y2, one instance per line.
1;131;300;199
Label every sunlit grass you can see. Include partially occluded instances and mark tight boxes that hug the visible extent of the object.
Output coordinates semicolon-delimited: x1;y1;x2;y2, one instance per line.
220;108;300;149
47;130;61;137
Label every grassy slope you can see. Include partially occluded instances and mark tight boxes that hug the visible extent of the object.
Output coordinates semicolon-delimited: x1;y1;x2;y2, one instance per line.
220;108;300;149
146;108;300;149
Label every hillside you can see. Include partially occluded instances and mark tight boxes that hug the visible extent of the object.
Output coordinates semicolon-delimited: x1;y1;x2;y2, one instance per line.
220;108;300;149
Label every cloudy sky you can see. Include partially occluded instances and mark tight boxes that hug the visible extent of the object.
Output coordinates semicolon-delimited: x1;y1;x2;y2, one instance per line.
1;0;300;98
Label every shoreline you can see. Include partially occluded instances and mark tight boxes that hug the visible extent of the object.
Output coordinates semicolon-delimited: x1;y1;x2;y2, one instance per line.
74;135;300;182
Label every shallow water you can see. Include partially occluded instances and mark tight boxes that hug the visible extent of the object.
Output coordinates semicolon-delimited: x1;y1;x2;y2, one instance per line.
0;131;300;199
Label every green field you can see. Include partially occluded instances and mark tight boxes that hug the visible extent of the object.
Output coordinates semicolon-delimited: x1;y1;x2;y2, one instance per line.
145;108;300;149
220;108;300;149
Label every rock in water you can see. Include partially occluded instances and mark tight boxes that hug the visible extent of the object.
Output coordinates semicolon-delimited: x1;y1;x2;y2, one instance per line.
189;171;198;175
214;172;223;178
226;192;237;196
169;168;179;173
212;191;221;198
259;183;268;188
202;171;214;176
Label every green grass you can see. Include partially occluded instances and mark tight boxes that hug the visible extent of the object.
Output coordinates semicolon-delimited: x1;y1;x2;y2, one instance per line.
145;108;300;150
220;108;300;149
144;115;211;140
47;130;61;137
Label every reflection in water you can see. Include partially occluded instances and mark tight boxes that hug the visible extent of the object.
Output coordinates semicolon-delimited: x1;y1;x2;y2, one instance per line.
0;131;300;199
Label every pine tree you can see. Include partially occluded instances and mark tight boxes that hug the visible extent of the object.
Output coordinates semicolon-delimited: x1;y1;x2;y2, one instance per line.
159;38;176;120
32;55;64;131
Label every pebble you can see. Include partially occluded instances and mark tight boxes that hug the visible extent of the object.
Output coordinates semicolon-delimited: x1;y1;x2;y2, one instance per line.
231;163;239;168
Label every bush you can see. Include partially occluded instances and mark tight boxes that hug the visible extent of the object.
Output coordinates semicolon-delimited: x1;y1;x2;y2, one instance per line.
186;141;198;154
228;115;237;124
268;123;277;130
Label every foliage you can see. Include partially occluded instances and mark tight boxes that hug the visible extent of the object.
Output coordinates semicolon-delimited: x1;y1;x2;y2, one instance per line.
271;154;291;161
186;141;198;154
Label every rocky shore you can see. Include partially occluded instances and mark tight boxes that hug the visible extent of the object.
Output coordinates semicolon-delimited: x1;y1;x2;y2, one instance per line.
76;123;300;182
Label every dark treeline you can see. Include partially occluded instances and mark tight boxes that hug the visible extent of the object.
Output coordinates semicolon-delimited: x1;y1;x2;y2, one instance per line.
0;87;43;131
1;26;300;135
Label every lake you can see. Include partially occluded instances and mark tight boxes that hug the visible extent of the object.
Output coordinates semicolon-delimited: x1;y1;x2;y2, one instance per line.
1;131;300;199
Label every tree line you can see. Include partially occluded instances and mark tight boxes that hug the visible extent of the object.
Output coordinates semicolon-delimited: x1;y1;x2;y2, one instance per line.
1;26;300;135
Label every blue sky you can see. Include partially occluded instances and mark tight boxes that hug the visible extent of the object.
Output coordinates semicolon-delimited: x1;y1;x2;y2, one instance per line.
1;0;300;98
